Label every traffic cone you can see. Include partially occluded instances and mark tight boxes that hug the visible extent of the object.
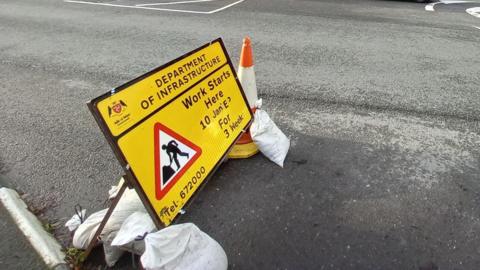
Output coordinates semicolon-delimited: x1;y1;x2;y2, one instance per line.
228;36;259;159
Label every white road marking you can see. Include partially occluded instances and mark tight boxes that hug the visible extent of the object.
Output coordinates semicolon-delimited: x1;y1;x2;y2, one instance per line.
466;7;480;17
441;0;472;3
208;0;244;13
65;0;210;14
424;1;480;30
425;0;475;11
136;0;216;7
425;2;440;11
65;0;244;14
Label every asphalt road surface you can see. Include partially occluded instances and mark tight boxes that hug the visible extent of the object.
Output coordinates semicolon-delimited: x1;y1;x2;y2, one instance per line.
1;0;479;269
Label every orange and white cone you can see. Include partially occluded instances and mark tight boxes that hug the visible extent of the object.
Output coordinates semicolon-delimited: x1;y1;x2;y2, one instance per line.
228;36;260;159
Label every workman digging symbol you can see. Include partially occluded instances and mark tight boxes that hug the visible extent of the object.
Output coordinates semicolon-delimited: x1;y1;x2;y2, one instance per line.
154;123;202;200
162;140;190;185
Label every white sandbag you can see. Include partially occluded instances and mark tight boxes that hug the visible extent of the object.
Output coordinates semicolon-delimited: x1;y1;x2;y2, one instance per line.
72;208;107;249
72;185;147;266
72;209;124;267
250;102;290;167
141;223;228;270
101;187;146;237
103;230;125;267
65;209;86;232
108;177;125;199
72;187;145;248
111;212;156;255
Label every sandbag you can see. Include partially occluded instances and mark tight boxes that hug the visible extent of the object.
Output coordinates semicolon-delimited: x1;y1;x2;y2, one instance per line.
111;212;156;255
72;208;107;249
72;185;147;266
103;230;125;267
100;187;146;237
250;101;290;167
72;209;124;266
108;177;125;199
65;208;86;232
140;223;228;270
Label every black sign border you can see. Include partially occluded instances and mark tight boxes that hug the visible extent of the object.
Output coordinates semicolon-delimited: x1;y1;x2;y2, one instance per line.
87;38;254;228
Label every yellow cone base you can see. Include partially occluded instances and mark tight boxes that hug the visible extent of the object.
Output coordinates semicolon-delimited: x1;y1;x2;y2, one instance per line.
228;142;259;159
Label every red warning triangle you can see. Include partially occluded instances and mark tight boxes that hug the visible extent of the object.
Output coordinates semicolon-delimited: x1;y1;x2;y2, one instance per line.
153;123;202;200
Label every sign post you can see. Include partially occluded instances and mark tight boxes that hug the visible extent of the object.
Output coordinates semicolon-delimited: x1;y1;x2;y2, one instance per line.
87;38;253;228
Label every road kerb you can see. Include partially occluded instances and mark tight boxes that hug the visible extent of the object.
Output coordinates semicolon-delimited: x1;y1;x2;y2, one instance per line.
0;187;68;270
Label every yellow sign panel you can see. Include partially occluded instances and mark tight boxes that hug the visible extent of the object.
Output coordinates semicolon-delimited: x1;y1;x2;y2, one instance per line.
88;39;252;226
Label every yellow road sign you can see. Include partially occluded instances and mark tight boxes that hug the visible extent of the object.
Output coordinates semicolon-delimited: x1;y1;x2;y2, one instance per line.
88;39;253;226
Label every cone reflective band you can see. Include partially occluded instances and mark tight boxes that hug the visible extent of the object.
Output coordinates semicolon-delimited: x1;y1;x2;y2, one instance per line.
228;36;259;159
